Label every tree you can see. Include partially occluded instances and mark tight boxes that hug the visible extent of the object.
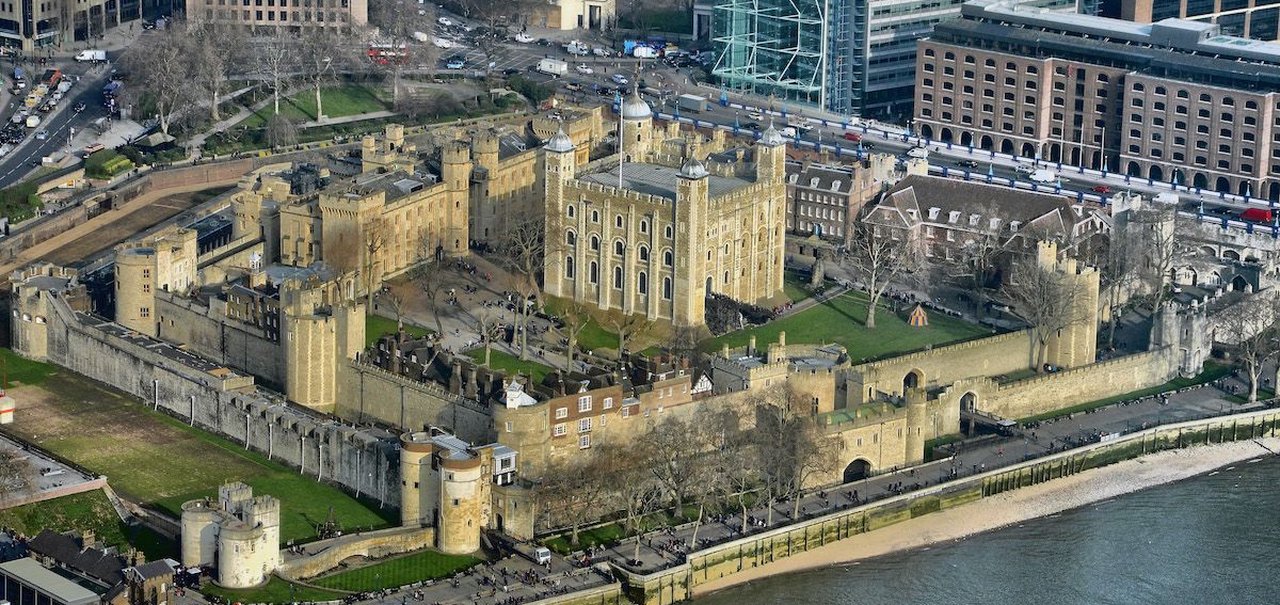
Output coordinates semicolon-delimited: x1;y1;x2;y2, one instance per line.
264;114;298;150
598;441;664;563
298;29;350;122
606;312;650;356
556;300;593;371
119;28;192;135
1127;202;1180;311
641;415;704;521
358;218;391;309
469;305;501;368
843;224;915;328
367;0;438;106
188;21;246;121
256;27;299;116
382;280;418;331
1217;294;1280;403
533;454;611;546
496;216;545;360
750;385;840;521
944;205;1010;319
1002;257;1090;371
409;237;450;334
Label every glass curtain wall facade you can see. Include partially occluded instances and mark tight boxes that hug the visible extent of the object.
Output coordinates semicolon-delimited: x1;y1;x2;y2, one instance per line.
711;0;832;110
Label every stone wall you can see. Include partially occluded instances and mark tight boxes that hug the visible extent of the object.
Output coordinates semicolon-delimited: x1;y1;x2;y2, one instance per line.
277;527;435;580
338;361;495;443
845;330;1030;403
977;348;1177;420
41;294;404;509
156;293;286;390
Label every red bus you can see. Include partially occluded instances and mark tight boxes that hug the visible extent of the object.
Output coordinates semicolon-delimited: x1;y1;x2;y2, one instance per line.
367;44;409;66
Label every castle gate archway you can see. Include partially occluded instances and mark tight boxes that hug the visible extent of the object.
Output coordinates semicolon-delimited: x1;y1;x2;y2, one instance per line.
843;459;873;482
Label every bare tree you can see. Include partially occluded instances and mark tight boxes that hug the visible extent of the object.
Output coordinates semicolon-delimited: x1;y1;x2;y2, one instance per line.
751;385;840;521
119;28;192;135
1128;202;1180;310
533;454;611;546
360;218;391;309
382;280;418;331
944;205;1010;319
1217;294;1280;403
555;299;593;371
641;415;703;521
410;237;450;334
188;21;246;121
605;311;650;356
298;28;350;121
257;27;299;116
598;441;664;563
366;0;438;106
1002;257;1090;371
469;305;501;368
843;224;915;328
264;114;298;150
496;217;545;360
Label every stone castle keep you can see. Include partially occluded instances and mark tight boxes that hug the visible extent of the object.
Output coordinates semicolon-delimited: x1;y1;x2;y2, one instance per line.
7;109;1212;574
181;483;280;589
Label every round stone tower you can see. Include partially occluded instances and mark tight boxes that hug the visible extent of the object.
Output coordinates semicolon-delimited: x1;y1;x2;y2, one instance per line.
436;454;485;554
400;431;434;527
472;129;500;172
904;387;927;466
215;521;269;588
619;89;653;161
114;246;156;336
180;499;219;567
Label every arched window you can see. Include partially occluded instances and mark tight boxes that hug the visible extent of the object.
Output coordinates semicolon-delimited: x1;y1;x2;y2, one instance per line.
613;266;623;289
662;277;672;300
591;209;600;223
566;230;576;246
565;256;575;279
723;271;730;284
567;205;575;218
614;240;625;256
589;261;599;284
638;245;649;261
638;271;648;295
590;235;600;251
615;215;624;228
663;249;673;267
664;225;673;239
639;219;649;234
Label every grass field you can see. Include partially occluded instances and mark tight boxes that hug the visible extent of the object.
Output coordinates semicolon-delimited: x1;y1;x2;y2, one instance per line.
6;359;396;544
202;576;344;603
366;314;431;348
240;84;390;128
466;348;554;384
543;298;619;352
310;549;482;591
0;490;177;559
0;347;58;386
783;270;814;304
709;290;991;362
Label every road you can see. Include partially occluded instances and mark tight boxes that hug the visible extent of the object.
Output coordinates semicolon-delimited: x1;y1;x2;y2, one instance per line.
0;58;115;189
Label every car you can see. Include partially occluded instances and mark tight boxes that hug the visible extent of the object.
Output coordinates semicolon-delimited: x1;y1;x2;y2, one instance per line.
1092;185;1112;194
445;57;465;69
564;82;582;92
842;132;861;142
740;121;760;131
596;86;614;97
437;16;453;25
592;47;612;57
1014;163;1035;175
535;38;552;46
513;32;534;43
747;111;763;120
502;67;521;76
955;159;980;168
611;73;629;85
34;128;47;140
575;64;593;75
862;141;876;149
906;146;929;159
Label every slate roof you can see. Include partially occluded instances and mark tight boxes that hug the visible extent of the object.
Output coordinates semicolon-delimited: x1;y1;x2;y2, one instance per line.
865;175;1084;241
29;530;125;586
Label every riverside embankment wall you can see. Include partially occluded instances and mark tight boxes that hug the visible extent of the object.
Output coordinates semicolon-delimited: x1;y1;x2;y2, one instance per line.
611;407;1280;605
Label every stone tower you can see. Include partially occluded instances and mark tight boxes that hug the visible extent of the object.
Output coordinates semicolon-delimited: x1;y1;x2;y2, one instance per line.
180;482;280;589
280;279;364;412
673;157;710;327
441;140;473;256
472;128;500;173
114;228;198;337
400;432;432;527
542;128;577;302
904;387;927;466
1036;241;1100;369
756;123;788;185
399;431;495;555
619;89;654;161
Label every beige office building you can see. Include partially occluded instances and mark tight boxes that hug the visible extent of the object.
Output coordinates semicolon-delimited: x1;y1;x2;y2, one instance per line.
191;0;366;28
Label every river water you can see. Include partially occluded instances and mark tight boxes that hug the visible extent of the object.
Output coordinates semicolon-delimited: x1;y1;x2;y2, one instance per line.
695;456;1280;605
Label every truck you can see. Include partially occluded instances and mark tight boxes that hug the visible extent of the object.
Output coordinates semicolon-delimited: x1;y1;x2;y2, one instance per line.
102;80;123;99
676;93;707;113
75;49;107;63
536;58;568;77
41;69;61;88
1029;169;1058;185
564;40;589;56
12;67;24;89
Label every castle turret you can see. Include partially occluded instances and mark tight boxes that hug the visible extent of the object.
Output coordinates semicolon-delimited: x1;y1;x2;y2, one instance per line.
473;129;500;172
180;499;219;567
436;451;486;554
543;128;577;301
441;140;472;256
400;432;433;527
619;89;653;161
755;123;787;184
673;156;710;327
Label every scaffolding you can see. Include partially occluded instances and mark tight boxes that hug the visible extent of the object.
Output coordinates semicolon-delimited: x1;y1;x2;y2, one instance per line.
711;0;829;110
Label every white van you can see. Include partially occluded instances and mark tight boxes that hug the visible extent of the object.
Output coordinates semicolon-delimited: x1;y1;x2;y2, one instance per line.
906;146;929;159
1029;169;1058;184
534;547;552;565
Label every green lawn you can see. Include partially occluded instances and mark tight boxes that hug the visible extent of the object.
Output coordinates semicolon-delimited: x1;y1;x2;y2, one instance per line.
0;490;177;560
0;347;58;386
7;367;396;544
310;549;482;591
544;298;619;352
708;290;991;362
366;313;431;348
783;270;815;304
240;84;390;128
1016;360;1235;423
466;348;554;384
543;523;626;554
202;576;343;604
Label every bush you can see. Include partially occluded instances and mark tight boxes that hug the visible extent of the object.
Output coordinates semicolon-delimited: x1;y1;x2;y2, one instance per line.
0;181;41;222
507;74;553;104
84;150;135;179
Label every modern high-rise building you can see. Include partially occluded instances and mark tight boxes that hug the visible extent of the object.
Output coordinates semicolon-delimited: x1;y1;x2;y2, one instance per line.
1108;0;1279;40
0;0;144;52
913;0;1280;199
710;0;1075;118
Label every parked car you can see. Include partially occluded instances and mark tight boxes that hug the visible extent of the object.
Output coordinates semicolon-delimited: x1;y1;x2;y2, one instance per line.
575;64;593;75
842;132;861;142
1092;185;1112;194
445;57;465;69
437;16;453;25
747;111;763;120
955;159;980;168
502;67;521;76
513;32;534;43
34;128;47;140
611;73;629;85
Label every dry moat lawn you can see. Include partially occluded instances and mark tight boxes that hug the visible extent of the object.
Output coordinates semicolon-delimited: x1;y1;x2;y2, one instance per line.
3;353;395;543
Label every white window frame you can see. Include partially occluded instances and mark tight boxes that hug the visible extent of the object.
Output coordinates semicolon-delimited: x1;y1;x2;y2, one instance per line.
555;407;568;419
578;417;592;433
602;397;614;409
579;434;591;449
577;395;592;413
553;423;566;436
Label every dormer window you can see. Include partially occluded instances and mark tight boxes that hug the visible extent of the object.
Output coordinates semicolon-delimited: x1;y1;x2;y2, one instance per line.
988;218;1001;230
905;208;918;220
1010;221;1022;232
831;180;842;191
969;214;980;226
948;211;961;223
928;207;940;220
810;177;820;187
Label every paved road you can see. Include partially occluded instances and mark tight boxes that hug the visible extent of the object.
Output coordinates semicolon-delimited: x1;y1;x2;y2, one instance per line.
0;59;116;189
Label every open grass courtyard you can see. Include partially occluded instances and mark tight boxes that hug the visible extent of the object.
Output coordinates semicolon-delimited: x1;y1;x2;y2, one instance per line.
708;289;992;362
4;355;396;544
239;84;391;128
310;549;482;592
466;348;555;384
366;313;431;348
0;490;176;559
201;577;343;604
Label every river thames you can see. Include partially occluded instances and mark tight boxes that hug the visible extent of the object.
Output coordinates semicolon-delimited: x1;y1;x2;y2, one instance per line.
696;455;1280;605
